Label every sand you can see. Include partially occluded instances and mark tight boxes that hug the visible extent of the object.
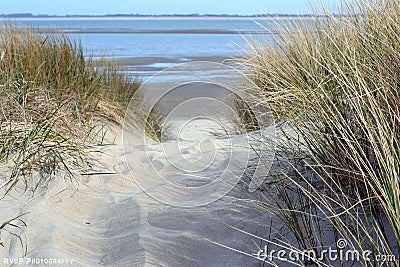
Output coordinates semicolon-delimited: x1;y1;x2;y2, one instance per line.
0;121;278;266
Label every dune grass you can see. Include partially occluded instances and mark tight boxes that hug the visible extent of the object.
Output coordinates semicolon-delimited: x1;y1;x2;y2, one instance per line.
0;23;144;243
0;23;141;185
0;23;173;253
242;0;400;265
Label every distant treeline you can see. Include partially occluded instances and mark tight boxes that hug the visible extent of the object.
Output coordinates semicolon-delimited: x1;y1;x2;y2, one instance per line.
0;13;327;19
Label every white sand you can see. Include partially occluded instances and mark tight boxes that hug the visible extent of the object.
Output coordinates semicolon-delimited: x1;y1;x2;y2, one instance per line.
0;124;277;266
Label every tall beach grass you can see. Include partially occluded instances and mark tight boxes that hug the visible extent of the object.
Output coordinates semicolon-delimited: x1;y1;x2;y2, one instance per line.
0;23;140;186
242;0;400;265
0;23;143;245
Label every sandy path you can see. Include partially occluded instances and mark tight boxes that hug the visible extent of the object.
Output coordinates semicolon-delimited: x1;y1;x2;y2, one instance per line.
0;127;274;266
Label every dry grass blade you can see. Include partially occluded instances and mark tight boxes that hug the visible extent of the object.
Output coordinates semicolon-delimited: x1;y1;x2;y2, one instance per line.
0;22;151;251
240;0;400;266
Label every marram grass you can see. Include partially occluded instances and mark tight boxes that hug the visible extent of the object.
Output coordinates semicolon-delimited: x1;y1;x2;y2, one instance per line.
0;23;141;185
0;23;144;243
241;0;400;266
0;22;172;251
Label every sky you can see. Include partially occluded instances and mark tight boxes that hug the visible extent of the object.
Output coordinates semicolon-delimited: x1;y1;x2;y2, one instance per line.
0;0;342;16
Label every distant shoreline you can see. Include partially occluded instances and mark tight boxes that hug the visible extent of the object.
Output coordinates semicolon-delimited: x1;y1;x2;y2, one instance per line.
33;28;277;34
0;14;327;21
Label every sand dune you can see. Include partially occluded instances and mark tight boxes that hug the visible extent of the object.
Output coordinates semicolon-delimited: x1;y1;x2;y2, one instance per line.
0;125;276;266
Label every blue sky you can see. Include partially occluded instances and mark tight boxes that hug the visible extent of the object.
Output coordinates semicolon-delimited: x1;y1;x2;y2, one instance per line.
0;0;342;16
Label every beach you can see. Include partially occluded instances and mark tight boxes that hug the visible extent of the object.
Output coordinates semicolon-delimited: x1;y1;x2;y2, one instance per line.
0;123;276;266
2;4;400;265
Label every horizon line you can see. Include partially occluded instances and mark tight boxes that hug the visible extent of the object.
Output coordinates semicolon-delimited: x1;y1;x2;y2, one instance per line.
0;13;331;18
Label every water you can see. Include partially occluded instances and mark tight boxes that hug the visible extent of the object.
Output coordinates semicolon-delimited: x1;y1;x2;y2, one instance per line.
1;17;313;80
1;18;274;132
78;32;247;58
4;18;271;72
1;18;278;142
8;18;266;32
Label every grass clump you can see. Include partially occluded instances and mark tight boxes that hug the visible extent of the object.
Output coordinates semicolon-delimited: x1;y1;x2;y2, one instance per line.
0;23;140;190
243;0;400;265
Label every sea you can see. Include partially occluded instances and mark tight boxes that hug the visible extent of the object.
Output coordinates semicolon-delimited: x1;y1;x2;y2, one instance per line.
1;17;288;138
1;17;280;80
